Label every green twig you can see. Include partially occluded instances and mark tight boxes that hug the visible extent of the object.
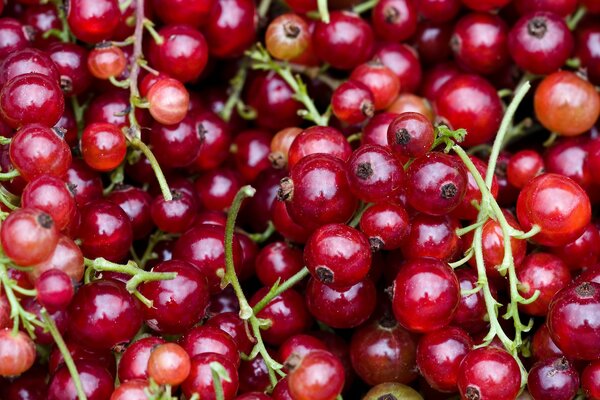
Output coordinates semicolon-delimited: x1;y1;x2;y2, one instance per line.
252;267;310;314
352;0;378;14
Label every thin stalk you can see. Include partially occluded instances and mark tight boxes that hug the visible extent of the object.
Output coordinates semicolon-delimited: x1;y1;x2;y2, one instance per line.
220;60;250;122
128;137;172;201
352;0;378;14
41;309;87;400
252;267;310;314
317;0;330;23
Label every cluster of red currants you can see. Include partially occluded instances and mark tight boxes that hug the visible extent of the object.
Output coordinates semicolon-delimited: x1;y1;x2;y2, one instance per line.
0;0;598;399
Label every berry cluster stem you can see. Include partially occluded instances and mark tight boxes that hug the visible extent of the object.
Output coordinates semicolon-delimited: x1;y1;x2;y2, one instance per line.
247;44;330;126
83;257;177;307
450;81;540;383
223;186;314;388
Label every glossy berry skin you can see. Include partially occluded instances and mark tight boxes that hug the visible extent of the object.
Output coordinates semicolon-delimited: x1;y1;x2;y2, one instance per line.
508;12;573;75
180;326;240;366
147;77;190;126
150;190;196;233
204;0;257;58
582;361;600;400
31;235;84;282
517;252;571;316
66;0;120;43
346;144;404;203
10;124;71;182
182;353;239;400
231;130;272;182
331;80;374;125
531;324;564;362
107;186;154;240
152;0;213;27
577;25;600;85
461;0;510;11
139;260;210;334
81;122;127;172
271;200;311;244
305;223;371;287
288;350;345;400
281;154;357;231
434;74;503;147
527;357;579;400
534;71;600;137
452;269;490;334
507;149;544;189
118;336;166;382
0;73;64;129
265;13;310;61
387;112;435;159
363;112;397;147
457;347;521;400
373;43;421;94
350;62;400;110
191;110;232;171
22;174;76;231
35;269;74;312
392;258;460;333
1;208;58;266
150;25;208;83
515;0;577;16
0;19;31;62
194;168;241;211
417;0;460;22
451;12;509;75
401;214;461;262
0;329;36;377
255;242;304;286
552;224;600;271
249;287;312;346
359;202;410;251
305;278;376;329
49;361;113;400
47;42;93;97
350;316;417;385
406;152;467;216
68;280;142;350
371;0;417;42
87;45;126;79
109;379;148;400
0;48;60;86
313;11;374;70
517;173;591;247
278;334;327;365
546;138;592;190
548;281;600;360
287;126;351;169
174;224;243;293
78;200;133;262
147;343;191;386
417;326;473;392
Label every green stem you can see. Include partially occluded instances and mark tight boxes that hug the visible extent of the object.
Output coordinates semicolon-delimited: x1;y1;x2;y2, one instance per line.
128;137;172;201
223;186;257;320
567;6;586;30
252;267;310;314
246;221;276;244
247;45;328;126
484;81;531;189
257;0;273;18
317;0;330;23
210;365;226;400
352;0;378;14
0;169;20;180
41;309;88;400
220;60;250;122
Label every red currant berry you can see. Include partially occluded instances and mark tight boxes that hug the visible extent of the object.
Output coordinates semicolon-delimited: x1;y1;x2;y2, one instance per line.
527;356;579;400
288;350;345;400
0;329;36;377
147;77;190;125
66;0;120;43
507;149;545;189
516;173;591;246
305;223;371;287
266;13;310;61
180;325;240;367
0;73;64;129
150;190;196;233
203;0;257;58
359;202;410;251
0;48;60;86
147;343;191;386
87;44;127;80
68;280;142;350
387;112;435;159
457;347;521;400
35;269;74;312
182;353;239;400
350;315;417;385
47;42;93;96
48;361;113;400
21;174;75;231
81;122;127;172
417;326;473;392
31;235;84;282
582;361;600;399
371;0;417;42
255;241;304;287
548;281;600;360
139;260;210;334
118;336;166;382
306;278;376;329
331;80;375;125
1;208;58;266
287;126;351;169
350;62;400;110
406;152;468;216
392;258;459;332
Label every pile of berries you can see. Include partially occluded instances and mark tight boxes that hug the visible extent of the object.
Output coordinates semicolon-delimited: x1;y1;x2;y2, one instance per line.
0;0;599;399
